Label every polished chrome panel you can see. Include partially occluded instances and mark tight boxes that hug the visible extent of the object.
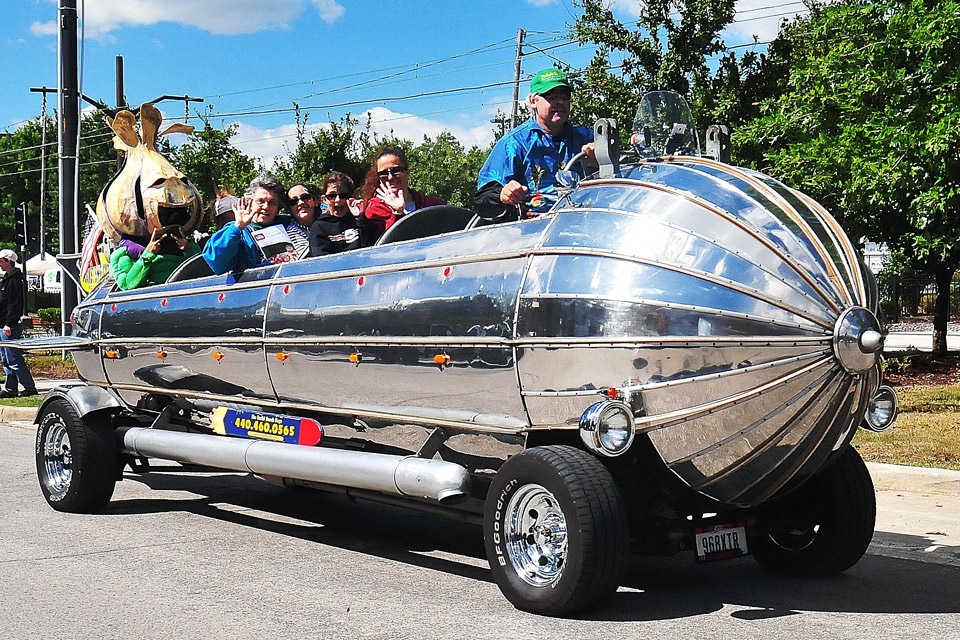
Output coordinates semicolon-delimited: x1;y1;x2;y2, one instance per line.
540;208;838;324
71;303;106;384
99;272;273;402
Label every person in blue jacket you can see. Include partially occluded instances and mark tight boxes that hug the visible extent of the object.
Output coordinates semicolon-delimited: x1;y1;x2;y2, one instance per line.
203;174;292;274
475;68;597;221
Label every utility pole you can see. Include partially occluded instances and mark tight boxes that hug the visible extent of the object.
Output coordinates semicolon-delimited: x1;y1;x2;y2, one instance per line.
58;0;80;336
509;28;525;130
115;55;125;170
29;86;56;258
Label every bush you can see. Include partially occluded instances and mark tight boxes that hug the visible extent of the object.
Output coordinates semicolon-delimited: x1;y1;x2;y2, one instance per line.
37;307;60;324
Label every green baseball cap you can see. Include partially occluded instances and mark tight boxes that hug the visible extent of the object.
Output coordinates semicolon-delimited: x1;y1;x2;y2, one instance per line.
530;68;570;95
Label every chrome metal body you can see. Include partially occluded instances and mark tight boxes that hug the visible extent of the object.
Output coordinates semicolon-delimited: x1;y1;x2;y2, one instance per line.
45;156;888;508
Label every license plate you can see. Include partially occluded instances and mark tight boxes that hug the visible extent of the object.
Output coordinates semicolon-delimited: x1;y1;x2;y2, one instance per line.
694;522;748;562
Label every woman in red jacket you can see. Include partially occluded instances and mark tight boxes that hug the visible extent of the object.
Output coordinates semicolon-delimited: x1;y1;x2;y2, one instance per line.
360;146;443;245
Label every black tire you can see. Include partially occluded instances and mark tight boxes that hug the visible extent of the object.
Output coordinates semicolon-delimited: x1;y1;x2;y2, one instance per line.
752;446;875;577
483;445;627;616
35;399;118;513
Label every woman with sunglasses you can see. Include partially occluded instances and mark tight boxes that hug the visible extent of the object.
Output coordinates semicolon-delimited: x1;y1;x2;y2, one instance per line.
286;183;320;256
360;146;443;245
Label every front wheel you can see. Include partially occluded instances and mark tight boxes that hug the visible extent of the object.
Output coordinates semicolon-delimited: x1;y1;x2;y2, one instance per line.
752;445;875;577
36;398;118;513
483;445;626;616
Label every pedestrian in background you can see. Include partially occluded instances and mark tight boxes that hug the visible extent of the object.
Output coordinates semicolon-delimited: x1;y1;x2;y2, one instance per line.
0;249;38;398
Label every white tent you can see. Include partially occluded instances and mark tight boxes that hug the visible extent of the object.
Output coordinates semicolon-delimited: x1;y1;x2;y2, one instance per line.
25;251;59;276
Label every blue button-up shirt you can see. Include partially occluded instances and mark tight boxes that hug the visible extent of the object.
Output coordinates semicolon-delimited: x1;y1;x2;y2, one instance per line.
477;117;594;213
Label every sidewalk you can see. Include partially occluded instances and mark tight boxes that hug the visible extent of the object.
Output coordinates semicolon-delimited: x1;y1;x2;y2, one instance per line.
884;330;960;353
0;378;80;423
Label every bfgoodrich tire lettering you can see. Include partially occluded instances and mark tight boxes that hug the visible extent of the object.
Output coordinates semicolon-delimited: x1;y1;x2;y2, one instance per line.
752;445;875;577
483;445;626;616
36;398;118;513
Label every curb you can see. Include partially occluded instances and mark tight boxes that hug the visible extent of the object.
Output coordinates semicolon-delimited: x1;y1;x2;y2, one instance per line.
867;461;960;497
0;405;37;423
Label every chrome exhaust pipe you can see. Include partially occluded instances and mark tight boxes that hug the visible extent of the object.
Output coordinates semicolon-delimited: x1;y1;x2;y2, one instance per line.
118;427;471;503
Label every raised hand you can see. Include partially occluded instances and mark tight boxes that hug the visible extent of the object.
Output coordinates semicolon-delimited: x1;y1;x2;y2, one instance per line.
376;182;406;212
233;197;255;229
348;198;366;217
145;228;161;253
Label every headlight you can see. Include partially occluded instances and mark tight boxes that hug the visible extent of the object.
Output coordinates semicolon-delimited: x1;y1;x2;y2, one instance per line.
580;400;636;457
861;384;899;432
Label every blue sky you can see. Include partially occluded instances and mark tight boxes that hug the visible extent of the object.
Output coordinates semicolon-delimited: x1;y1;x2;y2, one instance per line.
2;0;802;164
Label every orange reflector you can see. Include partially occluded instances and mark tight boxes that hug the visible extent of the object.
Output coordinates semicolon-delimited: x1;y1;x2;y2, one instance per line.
275;351;290;362
433;353;451;366
349;353;362;364
105;349;120;359
212;351;225;362
156;350;167;359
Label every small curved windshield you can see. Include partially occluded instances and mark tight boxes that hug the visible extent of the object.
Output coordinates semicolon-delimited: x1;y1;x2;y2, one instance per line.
632;91;700;158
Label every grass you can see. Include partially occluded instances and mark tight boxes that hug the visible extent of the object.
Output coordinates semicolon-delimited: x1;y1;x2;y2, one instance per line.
854;384;960;470
0;353;77;408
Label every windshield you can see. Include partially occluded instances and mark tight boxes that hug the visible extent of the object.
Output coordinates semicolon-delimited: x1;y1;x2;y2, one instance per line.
631;91;700;158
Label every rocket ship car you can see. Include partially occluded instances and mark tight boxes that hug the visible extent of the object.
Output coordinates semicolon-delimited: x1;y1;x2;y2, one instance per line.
21;92;898;616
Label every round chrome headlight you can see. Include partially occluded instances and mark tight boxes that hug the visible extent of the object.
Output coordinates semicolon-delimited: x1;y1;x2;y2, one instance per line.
862;384;899;433
580;400;636;457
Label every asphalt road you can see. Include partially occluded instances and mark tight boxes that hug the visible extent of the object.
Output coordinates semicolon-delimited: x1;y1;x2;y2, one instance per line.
2;423;959;639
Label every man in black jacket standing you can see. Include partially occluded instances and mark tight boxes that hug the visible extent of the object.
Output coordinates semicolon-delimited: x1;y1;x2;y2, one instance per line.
0;249;38;397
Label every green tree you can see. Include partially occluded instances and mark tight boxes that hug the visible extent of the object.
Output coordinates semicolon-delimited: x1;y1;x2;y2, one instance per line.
1;112;116;254
571;0;738;143
163;110;260;211
407;132;487;208
736;0;960;354
272;109;370;191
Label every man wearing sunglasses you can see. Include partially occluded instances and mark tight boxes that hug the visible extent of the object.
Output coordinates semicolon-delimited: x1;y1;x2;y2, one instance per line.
310;172;363;255
475;68;596;221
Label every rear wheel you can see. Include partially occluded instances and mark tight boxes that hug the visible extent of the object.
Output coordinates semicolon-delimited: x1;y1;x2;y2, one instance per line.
752;446;875;577
36;399;118;513
483;445;626;616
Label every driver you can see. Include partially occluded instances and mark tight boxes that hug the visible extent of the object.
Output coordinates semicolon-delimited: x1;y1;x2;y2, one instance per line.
474;68;596;221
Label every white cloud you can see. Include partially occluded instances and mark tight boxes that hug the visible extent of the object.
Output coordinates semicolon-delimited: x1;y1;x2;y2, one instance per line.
362;107;494;149
231;121;309;166
31;0;344;39
230;107;496;166
311;0;345;24
526;0;558;7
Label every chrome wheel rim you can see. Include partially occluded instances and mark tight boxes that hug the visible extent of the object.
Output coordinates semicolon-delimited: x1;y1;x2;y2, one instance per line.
41;419;72;496
504;483;568;587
